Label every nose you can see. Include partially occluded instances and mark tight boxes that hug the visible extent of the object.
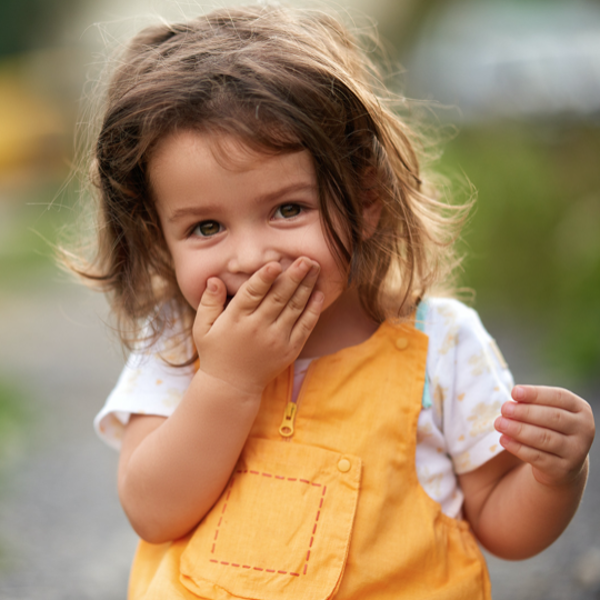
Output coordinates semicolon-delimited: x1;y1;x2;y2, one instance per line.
226;230;281;276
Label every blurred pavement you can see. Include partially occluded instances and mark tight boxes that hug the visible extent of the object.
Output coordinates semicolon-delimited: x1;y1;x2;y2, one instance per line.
0;278;598;599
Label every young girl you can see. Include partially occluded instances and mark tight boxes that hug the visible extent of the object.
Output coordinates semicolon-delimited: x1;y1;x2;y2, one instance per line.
84;5;594;599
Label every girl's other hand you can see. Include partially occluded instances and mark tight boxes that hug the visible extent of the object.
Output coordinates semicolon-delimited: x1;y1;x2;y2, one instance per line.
193;257;323;395
495;385;595;488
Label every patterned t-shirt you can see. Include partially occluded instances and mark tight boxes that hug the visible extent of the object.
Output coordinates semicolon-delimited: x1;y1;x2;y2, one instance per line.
94;297;514;518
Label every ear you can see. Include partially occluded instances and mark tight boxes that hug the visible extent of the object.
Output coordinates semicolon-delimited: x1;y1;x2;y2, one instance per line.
361;197;382;240
360;169;382;240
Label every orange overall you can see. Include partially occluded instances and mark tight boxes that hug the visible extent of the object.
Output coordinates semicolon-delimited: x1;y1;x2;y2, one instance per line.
129;320;491;599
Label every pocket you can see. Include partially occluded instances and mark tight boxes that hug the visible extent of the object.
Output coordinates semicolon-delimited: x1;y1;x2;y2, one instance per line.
180;437;361;600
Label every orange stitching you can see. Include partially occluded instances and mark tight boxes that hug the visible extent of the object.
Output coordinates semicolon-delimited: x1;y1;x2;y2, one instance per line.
208;470;327;576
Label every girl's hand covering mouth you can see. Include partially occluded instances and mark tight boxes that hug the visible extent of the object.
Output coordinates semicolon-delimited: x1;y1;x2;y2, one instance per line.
192;257;323;395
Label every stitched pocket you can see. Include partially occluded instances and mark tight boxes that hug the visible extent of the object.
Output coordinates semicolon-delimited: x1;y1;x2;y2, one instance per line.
179;437;361;600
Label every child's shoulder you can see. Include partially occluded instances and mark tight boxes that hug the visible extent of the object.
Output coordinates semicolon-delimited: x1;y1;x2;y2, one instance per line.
422;297;509;373
422;297;484;339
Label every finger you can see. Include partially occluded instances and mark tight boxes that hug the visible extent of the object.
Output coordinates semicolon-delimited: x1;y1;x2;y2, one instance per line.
233;262;283;312
495;416;566;457
500;401;580;436
194;278;227;338
289;290;324;347
511;386;583;413
255;257;316;320
497;433;567;479
274;260;320;325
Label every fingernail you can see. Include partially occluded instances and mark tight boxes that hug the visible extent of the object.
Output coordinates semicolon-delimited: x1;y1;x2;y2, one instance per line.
207;279;218;293
502;402;515;416
495;417;508;431
513;386;525;400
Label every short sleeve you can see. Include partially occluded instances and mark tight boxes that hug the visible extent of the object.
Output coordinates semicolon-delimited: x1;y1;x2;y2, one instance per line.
93;331;195;450
424;298;514;475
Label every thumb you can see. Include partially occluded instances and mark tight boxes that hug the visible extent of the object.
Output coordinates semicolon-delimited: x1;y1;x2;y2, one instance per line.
194;278;227;339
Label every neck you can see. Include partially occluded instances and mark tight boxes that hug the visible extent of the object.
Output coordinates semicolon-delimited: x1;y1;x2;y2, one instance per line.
298;286;380;359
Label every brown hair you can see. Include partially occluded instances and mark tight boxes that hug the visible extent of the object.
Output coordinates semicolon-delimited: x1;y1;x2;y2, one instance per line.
70;4;468;360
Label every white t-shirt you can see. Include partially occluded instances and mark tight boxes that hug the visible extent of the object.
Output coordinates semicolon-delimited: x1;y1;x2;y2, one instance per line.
94;298;514;518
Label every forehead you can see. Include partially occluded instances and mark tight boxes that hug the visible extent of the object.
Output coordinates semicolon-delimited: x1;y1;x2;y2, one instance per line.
149;129;314;177
148;130;317;213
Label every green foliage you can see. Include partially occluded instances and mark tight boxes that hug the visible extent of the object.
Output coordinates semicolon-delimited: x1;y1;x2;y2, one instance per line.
439;123;600;381
0;186;77;289
0;376;29;469
0;0;82;57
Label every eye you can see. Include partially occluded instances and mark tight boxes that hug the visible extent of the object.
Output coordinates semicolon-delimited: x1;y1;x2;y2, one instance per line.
274;203;302;219
192;220;222;237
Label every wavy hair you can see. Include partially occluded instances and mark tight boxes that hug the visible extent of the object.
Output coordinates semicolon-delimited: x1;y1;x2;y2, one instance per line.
69;4;469;360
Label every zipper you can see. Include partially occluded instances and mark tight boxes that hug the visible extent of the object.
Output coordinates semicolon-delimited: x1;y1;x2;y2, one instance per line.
278;360;313;439
279;401;297;437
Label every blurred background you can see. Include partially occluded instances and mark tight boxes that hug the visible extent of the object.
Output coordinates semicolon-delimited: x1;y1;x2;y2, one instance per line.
0;0;598;598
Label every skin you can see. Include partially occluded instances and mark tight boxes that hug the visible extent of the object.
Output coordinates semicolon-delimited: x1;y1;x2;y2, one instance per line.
460;385;595;559
118;130;595;557
118;130;379;542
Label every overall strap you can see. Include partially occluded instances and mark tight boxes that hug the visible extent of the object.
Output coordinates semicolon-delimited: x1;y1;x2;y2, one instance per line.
415;301;432;409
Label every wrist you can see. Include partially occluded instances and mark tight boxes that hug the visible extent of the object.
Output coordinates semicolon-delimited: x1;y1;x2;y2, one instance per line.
193;368;265;404
531;456;589;492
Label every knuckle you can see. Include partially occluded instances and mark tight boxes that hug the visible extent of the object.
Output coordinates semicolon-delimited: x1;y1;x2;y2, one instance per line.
530;448;543;465
244;284;263;301
537;428;552;448
550;409;564;429
270;292;288;306
287;296;306;313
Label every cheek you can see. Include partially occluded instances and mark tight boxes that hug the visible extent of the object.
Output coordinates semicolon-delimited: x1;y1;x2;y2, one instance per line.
173;258;208;309
312;242;348;300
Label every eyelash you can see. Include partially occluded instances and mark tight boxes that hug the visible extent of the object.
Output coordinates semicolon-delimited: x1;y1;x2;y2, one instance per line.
273;203;303;219
188;203;304;238
190;220;222;238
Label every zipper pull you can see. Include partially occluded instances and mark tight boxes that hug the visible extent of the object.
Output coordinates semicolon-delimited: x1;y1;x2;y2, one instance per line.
279;402;297;438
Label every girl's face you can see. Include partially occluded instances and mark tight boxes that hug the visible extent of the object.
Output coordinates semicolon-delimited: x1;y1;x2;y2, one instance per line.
150;130;348;316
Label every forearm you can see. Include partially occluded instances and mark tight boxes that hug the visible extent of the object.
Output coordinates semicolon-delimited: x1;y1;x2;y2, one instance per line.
118;371;262;543
469;456;588;560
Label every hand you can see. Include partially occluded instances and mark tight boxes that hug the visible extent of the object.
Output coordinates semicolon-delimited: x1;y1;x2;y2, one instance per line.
495;386;595;488
192;257;323;395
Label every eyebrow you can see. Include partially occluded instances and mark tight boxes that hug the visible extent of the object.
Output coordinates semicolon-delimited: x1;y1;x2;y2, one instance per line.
167;182;317;222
